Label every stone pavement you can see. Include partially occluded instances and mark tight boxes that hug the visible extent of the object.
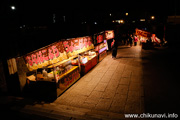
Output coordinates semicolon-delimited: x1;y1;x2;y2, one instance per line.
54;45;144;114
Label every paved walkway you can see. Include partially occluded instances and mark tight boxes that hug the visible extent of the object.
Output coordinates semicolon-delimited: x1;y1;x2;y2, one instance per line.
54;45;144;115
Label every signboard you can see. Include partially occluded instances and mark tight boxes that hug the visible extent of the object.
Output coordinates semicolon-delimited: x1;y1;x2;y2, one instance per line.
24;36;94;71
63;36;94;57
97;34;103;44
24;41;68;71
136;28;151;38
105;30;114;40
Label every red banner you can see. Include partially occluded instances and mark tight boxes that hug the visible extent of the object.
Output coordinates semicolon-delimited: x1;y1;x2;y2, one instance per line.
24;36;94;71
24;41;68;71
136;28;151;38
63;36;94;57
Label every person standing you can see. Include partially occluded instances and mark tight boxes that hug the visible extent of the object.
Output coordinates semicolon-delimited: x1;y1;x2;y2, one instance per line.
134;35;138;46
111;39;117;59
129;34;133;47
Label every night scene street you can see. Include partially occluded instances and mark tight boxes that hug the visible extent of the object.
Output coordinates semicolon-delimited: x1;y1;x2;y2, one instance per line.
0;0;180;119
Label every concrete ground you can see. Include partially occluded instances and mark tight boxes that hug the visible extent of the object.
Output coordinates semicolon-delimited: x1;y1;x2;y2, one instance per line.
1;44;179;119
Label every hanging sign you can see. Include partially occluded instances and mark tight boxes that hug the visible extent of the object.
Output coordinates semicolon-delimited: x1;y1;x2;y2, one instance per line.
63;36;94;57
135;28;151;38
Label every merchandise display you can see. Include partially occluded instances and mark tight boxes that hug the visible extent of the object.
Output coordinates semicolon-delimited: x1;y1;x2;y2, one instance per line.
80;50;96;64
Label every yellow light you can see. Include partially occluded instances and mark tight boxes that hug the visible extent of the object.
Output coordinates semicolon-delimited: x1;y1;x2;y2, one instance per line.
151;16;155;20
126;13;128;16
140;19;145;22
120;20;124;23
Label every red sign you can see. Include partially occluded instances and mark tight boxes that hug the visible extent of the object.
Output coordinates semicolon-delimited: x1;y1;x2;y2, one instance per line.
24;36;94;71
136;28;151;38
105;30;114;40
97;35;103;44
63;36;94;57
24;41;67;71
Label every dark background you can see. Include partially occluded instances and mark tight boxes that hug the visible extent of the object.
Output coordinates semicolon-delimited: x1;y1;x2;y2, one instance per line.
1;0;179;58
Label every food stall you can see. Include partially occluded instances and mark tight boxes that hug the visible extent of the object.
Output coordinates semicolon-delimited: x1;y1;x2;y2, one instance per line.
135;28;153;49
94;32;108;62
24;36;95;99
135;28;161;49
24;41;80;99
66;36;97;75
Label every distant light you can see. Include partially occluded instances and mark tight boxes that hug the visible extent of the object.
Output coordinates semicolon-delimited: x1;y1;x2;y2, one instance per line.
11;6;16;10
94;22;97;24
63;16;66;22
132;21;135;23
114;20;124;24
109;13;112;16
120;20;124;23
151;16;155;20
82;21;86;24
126;13;128;16
140;19;146;22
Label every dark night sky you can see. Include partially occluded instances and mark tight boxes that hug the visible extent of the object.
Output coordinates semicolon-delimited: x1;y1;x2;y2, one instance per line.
1;0;179;27
0;0;179;58
1;0;177;25
2;0;179;16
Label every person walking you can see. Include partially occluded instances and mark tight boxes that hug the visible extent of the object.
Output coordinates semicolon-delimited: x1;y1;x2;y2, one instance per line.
134;35;138;46
129;34;133;47
111;39;117;59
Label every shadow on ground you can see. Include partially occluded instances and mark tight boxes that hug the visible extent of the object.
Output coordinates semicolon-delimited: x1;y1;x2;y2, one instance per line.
142;47;180;115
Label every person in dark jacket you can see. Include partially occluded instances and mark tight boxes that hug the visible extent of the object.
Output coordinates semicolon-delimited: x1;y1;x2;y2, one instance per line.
129;34;133;47
111;39;117;59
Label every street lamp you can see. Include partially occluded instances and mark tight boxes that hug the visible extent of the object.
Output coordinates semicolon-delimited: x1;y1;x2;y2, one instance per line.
10;5;16;10
151;16;155;20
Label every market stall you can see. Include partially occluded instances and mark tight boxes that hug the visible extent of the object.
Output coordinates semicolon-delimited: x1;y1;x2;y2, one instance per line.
66;36;97;75
94;32;108;62
135;28;161;49
24;36;95;99
24;41;80;99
